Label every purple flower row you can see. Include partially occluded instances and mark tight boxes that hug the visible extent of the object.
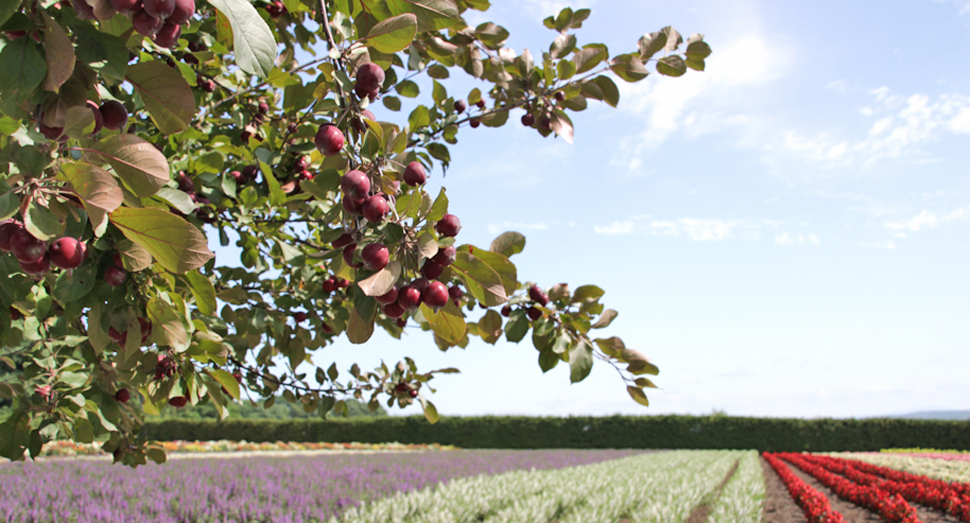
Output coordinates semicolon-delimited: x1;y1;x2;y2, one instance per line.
0;449;642;523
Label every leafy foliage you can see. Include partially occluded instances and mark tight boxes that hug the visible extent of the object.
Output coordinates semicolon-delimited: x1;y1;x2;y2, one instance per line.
0;0;708;466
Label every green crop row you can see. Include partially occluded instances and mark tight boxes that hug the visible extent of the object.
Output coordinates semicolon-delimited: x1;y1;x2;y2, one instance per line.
331;450;746;523
141;415;970;452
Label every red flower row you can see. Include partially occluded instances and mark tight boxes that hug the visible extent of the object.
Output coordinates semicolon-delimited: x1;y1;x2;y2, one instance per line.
763;453;847;523
806;455;970;522
777;453;921;523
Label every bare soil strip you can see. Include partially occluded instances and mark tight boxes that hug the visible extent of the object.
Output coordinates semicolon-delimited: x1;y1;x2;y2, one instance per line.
684;458;741;523
759;456;808;523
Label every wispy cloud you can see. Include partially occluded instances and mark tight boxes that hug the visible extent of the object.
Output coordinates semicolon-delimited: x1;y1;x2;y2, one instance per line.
486;221;554;235
612;34;789;172
593;216;817;244
775;233;820;246
883;206;970;233
770;88;970;168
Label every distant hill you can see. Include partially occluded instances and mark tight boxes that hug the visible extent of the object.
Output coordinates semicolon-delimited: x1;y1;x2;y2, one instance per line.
891;410;970;420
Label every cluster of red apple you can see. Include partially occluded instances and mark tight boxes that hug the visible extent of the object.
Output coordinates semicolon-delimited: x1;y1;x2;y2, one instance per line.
73;0;195;48
263;0;286;18
0;220;131;286
520;92;564;130
500;284;549;321
39;99;129;142
455;98;487;128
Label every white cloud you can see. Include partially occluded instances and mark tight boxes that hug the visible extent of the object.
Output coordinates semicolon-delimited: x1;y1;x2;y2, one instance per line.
593;216;811;243
775;233;820;246
860;241;897;249
486;221;552;235
593;221;635;235
883;206;970;233
772;89;970;168
612;34;789;172
884;211;939;232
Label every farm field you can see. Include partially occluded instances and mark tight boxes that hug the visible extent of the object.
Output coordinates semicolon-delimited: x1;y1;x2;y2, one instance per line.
3;445;970;522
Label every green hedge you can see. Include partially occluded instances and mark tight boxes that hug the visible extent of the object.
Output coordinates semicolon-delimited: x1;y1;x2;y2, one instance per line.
140;415;970;452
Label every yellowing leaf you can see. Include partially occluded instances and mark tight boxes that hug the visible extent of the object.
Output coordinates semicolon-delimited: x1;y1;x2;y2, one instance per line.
58;162;123;237
357;260;401;297
365;14;418;54
126;62;196;134
109;207;215;274
92;134;171;198
40;13;75;93
207;368;240;400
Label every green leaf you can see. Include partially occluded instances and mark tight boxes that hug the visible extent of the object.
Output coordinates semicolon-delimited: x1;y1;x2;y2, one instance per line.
474;22;508;50
207;368;240;399
59;162;123;237
406;0;460;32
0;38;47;119
686;38;712;61
396;80;420;98
126;61;196;134
347;294;377;344
91;134;171;198
0;1;19;28
0;191;18;221
538;351;558;373
0;409;29;461
409;105;430;129
365;14;418;54
40;13;75;94
637;31;666;60
185;270;217;316
557;59;576;80
457;246;517;297
426;142;450;164
627;385;650;406
504;310;529;342
382;96;402;111
550;34;577;59
147;296;190;351
146;447;168;464
23;200;62;241
421;300;466;346
208;0;277;78
63;106;95;139
656;55;687;77
426;64;449;79
421;398;438;423
52;263;97;304
590;309;617;329
568;338;593;383
634;377;658;389
571;284;605;303
72;25;128;82
451;249;507;306
357;259;401;297
478;309;502;344
116;239;153;272
109;207;215;274
572;45;607;75
594;76;620;108
610;53;650;82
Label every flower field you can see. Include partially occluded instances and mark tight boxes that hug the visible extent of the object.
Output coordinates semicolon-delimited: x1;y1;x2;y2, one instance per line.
37;439;455;457
5;444;970;522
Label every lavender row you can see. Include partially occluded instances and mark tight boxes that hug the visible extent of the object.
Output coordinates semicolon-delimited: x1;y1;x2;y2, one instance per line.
0;449;644;523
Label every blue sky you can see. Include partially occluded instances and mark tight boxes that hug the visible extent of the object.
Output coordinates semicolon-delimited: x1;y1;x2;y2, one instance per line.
228;0;970;419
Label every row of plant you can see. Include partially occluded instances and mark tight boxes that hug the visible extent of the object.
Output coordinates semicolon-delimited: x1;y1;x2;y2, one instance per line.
37;439;457;457
333;450;745;523
882;448;970;454
0;449;640;523
763;453;847;523
824;454;970;520
707;450;766;523
835;452;970;487
776;453;920;523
